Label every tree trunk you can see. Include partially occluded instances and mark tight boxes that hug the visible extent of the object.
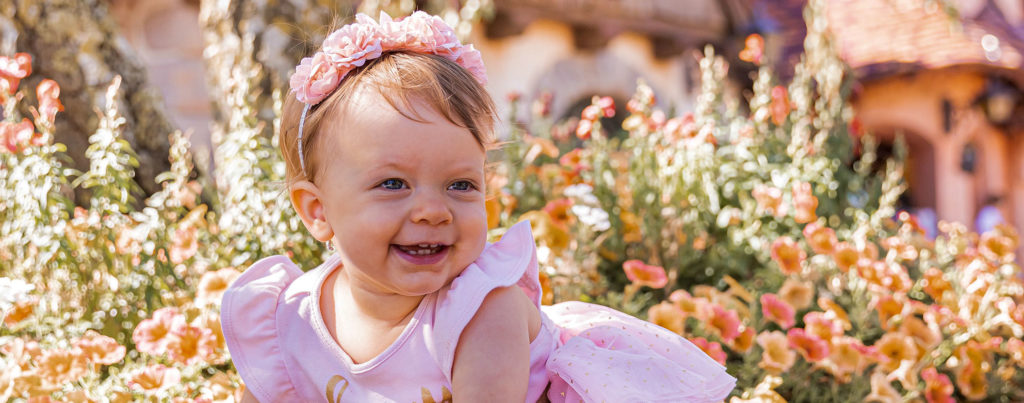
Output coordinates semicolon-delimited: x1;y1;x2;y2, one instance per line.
0;0;177;196
198;0;358;140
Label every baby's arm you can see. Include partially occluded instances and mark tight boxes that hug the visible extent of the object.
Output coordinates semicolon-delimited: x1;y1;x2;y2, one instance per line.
452;285;539;402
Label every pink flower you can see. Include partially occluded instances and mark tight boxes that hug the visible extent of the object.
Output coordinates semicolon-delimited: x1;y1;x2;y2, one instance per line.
690;337;727;365
770;236;805;275
922;367;955;403
803;311;843;344
802;222;837;255
760;293;795;329
792;182;818;224
73;330;126;366
0;52;31;94
622;259;668;289
290;53;342;104
35;79;64;125
321;14;383;68
0;119;38;153
165;320;218;365
787;328;829;362
706;304;741;341
132;307;182;356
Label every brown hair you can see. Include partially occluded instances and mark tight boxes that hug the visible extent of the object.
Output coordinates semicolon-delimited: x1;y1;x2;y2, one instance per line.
280;51;496;185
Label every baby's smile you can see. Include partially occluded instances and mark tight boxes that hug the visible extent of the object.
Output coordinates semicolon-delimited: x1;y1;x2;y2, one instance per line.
392;243;451;265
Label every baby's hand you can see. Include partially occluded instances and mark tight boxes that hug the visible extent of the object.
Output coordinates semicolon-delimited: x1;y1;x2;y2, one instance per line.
452;285;539;402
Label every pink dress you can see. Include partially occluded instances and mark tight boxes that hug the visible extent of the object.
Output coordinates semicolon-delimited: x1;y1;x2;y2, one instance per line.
221;221;735;402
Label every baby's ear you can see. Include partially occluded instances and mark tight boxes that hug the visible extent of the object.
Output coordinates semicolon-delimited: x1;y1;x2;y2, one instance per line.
289;181;333;242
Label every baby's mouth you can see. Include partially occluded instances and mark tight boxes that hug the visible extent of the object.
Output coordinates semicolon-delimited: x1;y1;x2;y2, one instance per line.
394;243;450;256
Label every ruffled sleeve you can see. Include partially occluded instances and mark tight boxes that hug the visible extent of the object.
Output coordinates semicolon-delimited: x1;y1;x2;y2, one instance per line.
428;220;541;380
221;255;303;402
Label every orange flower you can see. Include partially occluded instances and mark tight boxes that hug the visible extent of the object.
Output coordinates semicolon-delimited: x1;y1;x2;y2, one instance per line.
921;267;951;301
769;86;790;126
542;198;574;229
802;222;837;255
921;367;955;403
538;271;554;305
823;336;872;382
899;315;940;351
777;278;814;310
830;242;859;273
4;298;34;327
729;325;755;353
521;210;570;255
73;330;126;366
619;210;643;243
196;267;242;306
192;311;226;352
622;259;668;289
955;363;988;401
979;225;1017;263
752;184;786;217
803;312;843;345
739;33;765;65
816;297;852;331
690;337;727;365
132;307;182;356
872;294;906;330
169;225;199;264
760;293;795;329
791;182;818;224
770;237;805;275
129;364;181;393
165;321;218;366
881;236;918;261
36;348;88;386
485;197;501;229
647;301;685;335
873;332;917;372
756;331;796;374
706;304;741;341
787;328;829;362
865;371;901;403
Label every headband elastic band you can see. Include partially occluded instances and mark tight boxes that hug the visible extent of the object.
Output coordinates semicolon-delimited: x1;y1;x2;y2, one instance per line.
298;103;312;175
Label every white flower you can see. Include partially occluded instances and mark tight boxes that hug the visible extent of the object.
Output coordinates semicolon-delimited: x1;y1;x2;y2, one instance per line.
564;184;600;206
0;277;34;311
571;205;611;232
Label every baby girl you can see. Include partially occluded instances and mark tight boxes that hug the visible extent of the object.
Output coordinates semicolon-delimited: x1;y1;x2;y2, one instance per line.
221;11;735;402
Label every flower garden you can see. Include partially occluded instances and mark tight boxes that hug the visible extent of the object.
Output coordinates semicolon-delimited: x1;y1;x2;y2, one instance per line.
2;1;1024;402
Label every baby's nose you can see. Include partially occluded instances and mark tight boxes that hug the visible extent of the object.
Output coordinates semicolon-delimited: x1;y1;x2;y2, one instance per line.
411;190;452;225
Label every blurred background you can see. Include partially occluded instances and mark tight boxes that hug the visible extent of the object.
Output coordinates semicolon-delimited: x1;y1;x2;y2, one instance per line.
76;0;1024;236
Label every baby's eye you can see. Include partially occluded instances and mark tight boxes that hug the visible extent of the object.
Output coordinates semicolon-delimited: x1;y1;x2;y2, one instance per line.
379;178;407;190
448;180;476;192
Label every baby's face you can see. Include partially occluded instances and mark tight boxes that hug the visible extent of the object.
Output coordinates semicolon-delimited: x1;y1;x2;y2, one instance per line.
315;89;488;297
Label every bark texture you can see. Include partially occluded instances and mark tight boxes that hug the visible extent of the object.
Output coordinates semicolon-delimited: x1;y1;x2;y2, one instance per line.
0;0;177;196
198;0;358;140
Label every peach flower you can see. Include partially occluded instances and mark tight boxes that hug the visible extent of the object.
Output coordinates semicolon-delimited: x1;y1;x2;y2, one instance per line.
777;278;814;310
816;297;852;331
129;364;181;393
542;198;574;229
760;293;795;329
73;330;126;366
802;222;837;255
36;348;88;385
756;331;796;374
864;371;901;403
787;328;829;362
647;301;685;335
132;307;182;356
769;86;790;126
871;294;906;331
956;362;988;401
803;312;843;345
669;289;702;318
873;332;917;372
921;267;951;301
690;337;727;365
791;182;818;224
165;320;218;366
770;237;805;275
978;224;1017;263
899;315;940;351
622;260;668;289
921;367;955;403
196;267;242;306
823;336;872;382
752;184;785;217
830;242;859;273
739;33;765;65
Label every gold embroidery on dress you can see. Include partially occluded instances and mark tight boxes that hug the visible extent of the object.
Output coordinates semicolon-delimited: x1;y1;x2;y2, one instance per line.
326;375;349;403
420;386;453;403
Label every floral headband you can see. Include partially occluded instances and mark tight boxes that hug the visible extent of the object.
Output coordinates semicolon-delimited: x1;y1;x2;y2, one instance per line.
289;11;488;176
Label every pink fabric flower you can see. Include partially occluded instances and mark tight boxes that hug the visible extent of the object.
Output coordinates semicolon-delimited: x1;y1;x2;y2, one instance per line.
289;11;486;105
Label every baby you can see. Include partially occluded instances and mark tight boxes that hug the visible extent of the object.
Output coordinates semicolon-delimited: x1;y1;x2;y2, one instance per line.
221;11;736;402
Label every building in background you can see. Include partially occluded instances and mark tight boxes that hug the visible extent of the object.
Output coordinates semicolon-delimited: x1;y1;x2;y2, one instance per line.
109;0;1024;233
